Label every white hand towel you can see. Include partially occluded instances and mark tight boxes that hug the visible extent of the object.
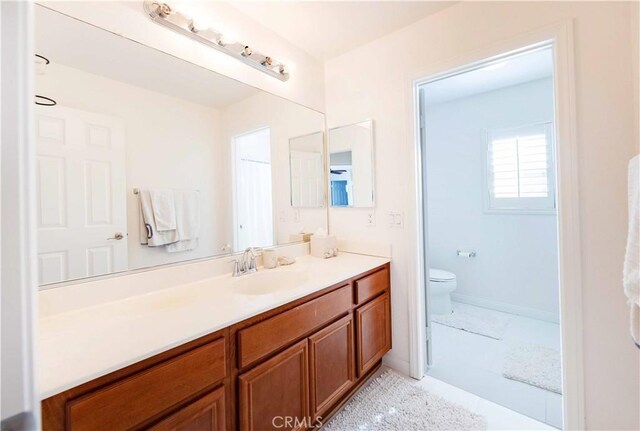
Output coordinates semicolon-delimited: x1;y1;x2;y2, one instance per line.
138;189;178;246
149;189;177;232
166;190;200;253
623;155;640;347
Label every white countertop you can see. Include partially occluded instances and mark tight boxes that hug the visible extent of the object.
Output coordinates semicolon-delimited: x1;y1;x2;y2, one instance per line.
38;253;390;399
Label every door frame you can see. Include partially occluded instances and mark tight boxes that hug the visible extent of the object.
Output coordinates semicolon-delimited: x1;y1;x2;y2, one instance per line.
407;19;584;429
0;1;41;429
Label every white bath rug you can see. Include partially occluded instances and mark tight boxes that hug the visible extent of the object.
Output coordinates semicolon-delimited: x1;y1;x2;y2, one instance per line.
322;370;486;431
432;302;511;339
503;343;562;394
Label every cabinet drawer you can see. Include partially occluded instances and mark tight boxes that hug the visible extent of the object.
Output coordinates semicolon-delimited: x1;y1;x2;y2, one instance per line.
355;267;389;305
67;338;226;431
238;285;351;369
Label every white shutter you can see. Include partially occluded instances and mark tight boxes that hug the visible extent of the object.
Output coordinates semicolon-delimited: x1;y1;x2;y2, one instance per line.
486;123;556;213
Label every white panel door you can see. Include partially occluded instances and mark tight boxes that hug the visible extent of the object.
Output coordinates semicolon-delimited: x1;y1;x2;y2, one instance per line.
36;106;127;285
290;150;324;207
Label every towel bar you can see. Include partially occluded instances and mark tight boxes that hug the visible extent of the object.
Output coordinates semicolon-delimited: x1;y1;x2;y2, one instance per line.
133;188;200;195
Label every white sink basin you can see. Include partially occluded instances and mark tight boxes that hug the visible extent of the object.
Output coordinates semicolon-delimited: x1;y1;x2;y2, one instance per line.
232;270;309;295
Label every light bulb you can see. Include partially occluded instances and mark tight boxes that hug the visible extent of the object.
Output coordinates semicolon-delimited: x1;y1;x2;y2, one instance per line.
163;9;193;30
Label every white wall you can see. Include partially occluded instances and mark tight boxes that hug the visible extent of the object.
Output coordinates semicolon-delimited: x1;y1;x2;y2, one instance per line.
221;92;327;246
36;63;231;272
325;2;639;429
426;78;559;318
632;1;639;150
38;1;325;112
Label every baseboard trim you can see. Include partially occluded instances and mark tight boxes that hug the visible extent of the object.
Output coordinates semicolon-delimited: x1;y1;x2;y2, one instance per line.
451;293;560;324
382;354;410;375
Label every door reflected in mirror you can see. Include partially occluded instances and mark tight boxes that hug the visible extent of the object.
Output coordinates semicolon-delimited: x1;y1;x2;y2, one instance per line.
289;131;325;208
329;120;375;208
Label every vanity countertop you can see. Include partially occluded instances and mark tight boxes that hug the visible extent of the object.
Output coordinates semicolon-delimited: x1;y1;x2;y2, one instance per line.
38;252;390;399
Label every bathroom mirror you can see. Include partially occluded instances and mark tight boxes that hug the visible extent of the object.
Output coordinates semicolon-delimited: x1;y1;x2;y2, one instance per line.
34;6;327;287
289;132;326;208
328;120;375;207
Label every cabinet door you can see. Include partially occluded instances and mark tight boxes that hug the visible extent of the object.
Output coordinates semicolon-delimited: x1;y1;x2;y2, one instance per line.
355;293;391;376
308;315;355;420
149;387;226;431
239;340;309;431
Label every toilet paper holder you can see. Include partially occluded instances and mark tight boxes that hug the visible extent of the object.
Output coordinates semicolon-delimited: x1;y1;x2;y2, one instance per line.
457;250;476;258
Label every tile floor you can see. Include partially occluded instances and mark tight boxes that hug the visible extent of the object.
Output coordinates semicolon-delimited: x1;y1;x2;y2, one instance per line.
427;302;563;429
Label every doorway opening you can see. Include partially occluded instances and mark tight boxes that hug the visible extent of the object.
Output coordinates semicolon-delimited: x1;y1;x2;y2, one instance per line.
418;46;563;428
232;127;273;251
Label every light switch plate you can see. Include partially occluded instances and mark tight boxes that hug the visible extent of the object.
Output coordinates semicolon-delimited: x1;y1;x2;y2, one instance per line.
388;211;404;228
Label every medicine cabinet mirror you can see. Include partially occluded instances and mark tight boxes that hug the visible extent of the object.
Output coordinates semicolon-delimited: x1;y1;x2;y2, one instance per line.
328;120;375;208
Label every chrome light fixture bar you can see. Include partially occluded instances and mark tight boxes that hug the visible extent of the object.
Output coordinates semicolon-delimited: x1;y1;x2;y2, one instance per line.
143;1;289;81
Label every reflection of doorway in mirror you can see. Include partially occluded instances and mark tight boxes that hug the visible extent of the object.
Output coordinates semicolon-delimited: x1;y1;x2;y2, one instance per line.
35;106;128;285
330;166;353;206
330;150;354;206
232;127;274;251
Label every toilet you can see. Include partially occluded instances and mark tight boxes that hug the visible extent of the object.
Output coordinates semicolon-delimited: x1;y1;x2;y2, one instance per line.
429;268;457;315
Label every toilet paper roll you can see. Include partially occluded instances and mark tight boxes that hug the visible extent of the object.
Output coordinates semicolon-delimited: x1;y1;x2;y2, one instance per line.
456;250;476;258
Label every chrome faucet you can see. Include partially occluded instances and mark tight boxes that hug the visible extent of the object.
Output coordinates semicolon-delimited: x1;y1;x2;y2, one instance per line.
230;247;261;277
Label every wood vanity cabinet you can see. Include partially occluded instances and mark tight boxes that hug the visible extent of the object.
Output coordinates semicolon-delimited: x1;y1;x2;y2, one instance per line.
41;263;391;431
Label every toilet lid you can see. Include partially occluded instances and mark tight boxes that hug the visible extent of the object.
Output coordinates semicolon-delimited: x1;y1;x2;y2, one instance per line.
429;268;455;282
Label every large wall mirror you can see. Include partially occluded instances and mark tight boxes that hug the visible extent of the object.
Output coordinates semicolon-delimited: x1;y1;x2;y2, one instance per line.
328;120;375;207
34;6;327;287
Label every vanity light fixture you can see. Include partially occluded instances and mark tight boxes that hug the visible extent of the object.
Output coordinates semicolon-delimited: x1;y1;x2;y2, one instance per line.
143;1;290;81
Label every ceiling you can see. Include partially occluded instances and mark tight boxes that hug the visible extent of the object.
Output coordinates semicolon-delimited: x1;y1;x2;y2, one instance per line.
227;1;457;61
423;48;553;105
35;6;259;109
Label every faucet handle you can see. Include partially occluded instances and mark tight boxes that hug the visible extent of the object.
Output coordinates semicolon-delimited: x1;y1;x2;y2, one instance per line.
248;255;257;271
245;247;262;256
229;259;242;277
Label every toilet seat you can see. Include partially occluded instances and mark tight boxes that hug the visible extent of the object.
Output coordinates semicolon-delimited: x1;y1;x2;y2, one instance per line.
429;268;456;282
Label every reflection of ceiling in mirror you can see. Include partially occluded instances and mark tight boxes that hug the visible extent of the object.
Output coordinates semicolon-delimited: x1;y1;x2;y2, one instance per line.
290;132;323;153
35;6;260;109
330;151;352;165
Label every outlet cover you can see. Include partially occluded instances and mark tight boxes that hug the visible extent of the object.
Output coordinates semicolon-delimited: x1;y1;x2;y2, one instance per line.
366;212;376;227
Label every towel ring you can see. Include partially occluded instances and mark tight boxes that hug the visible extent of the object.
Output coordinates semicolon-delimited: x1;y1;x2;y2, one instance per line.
35;95;57;106
35;54;50;65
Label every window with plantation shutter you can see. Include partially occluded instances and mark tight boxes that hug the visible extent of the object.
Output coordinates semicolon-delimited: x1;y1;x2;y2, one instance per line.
485;123;556;213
